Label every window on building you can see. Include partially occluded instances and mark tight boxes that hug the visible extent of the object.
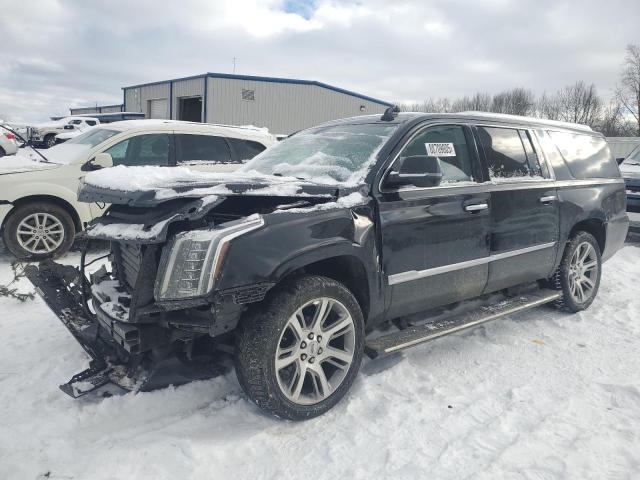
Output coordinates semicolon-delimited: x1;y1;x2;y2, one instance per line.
477;126;531;179
176;134;232;164
242;89;255;101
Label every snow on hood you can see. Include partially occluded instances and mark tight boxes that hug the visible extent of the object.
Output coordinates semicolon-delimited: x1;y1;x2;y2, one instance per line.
0;155;60;175
0;144;90;175
83;165;310;190
79;165;350;207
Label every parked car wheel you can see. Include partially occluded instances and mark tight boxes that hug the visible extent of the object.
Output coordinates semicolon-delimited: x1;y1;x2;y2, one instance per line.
235;275;365;420
3;202;75;260
550;231;602;312
44;134;56;149
0;146;5;157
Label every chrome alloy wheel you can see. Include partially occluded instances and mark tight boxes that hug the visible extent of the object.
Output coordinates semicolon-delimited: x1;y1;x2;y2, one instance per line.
568;241;598;304
275;297;356;405
16;213;65;254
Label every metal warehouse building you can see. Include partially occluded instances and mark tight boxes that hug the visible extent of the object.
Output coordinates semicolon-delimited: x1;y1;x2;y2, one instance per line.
70;104;124;115
121;73;392;135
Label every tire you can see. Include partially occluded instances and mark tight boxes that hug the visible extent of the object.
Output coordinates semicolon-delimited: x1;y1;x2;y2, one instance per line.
550;231;602;312
43;134;56;149
235;275;365;420
0;146;5;158
3;202;76;260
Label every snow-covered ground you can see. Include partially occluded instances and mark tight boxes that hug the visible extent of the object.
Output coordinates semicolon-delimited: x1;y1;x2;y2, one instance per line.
1;241;639;480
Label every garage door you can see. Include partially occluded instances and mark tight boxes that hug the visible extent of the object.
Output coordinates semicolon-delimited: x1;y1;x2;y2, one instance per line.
148;98;168;119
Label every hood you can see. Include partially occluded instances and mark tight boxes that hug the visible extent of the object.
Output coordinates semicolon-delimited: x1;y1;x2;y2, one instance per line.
0;155;61;175
80;165;344;207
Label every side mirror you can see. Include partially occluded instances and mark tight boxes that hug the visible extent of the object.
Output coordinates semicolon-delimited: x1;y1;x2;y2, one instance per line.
384;155;443;189
81;152;113;171
63;125;75;130
616;157;626;165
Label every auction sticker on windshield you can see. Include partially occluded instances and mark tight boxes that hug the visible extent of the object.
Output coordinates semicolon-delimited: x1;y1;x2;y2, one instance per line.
425;143;456;157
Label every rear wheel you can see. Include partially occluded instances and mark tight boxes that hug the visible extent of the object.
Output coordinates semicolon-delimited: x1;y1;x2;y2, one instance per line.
550;231;602;312
0;146;6;157
3;202;75;260
43;134;56;148
235;275;364;420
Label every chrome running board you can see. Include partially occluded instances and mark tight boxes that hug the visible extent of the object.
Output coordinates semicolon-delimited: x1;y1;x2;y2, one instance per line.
365;289;562;359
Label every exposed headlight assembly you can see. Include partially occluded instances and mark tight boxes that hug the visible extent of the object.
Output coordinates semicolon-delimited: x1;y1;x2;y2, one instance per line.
155;215;264;301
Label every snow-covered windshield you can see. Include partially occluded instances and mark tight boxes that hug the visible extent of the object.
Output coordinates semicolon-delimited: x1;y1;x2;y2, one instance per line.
239;123;398;184
65;128;119;148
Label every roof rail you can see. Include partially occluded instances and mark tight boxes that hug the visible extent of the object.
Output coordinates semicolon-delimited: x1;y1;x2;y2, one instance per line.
459;111;593;132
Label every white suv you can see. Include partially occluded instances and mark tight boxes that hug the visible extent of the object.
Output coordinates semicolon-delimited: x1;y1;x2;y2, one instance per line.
29;116;100;148
0;120;275;259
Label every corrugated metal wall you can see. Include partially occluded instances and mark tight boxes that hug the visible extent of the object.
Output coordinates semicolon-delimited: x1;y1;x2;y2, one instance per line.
70;107;99;115
172;78;205;120
70;105;124;115
204;77;386;134
124;83;170;118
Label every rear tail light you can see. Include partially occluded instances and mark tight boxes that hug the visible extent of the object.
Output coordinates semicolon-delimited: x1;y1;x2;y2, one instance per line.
3;132;15;140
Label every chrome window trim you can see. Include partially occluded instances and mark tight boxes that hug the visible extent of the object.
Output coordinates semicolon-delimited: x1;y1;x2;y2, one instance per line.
388;242;557;285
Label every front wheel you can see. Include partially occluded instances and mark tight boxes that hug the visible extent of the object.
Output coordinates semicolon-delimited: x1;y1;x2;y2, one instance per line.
2;202;75;260
550;231;602;312
235;275;365;420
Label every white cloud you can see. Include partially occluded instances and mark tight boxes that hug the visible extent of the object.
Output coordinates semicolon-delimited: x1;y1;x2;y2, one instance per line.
0;0;638;122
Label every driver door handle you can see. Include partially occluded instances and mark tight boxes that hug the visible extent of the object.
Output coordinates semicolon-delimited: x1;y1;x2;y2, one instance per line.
465;203;489;212
539;195;557;203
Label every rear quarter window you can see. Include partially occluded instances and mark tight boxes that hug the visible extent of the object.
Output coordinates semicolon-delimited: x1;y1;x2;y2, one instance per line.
547;131;620;179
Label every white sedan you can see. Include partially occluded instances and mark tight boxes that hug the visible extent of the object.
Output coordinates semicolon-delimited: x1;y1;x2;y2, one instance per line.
0;120;275;259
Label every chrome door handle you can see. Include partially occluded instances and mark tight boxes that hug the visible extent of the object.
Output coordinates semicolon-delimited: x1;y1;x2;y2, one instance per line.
465;203;489;212
539;195;557;203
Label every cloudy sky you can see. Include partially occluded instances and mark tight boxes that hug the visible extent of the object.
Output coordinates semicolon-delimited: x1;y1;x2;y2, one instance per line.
0;0;638;122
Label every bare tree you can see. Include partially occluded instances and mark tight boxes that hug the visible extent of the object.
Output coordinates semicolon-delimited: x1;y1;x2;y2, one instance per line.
536;81;602;128
615;44;640;135
451;92;492;112
491;88;535;116
594;100;635;136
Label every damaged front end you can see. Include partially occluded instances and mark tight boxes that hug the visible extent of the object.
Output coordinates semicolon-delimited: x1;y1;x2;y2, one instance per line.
26;179;346;398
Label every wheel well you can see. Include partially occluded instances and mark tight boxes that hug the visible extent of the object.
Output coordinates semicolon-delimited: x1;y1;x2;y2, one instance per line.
570;219;606;253
284;255;371;322
5;195;82;232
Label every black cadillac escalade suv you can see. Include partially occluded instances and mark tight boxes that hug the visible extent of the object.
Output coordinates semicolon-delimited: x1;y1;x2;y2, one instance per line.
26;108;628;420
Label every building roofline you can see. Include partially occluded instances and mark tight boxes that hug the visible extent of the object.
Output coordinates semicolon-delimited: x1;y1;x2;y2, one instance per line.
121;72;393;107
70;103;124;110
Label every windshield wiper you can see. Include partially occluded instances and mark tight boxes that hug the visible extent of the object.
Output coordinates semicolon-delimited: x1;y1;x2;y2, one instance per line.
272;172;308;181
0;124;51;163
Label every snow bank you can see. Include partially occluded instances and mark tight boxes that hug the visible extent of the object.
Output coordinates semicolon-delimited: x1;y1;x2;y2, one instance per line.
1;245;640;479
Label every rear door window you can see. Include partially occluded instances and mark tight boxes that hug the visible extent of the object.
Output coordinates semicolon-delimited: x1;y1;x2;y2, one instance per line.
477;126;532;179
394;124;477;185
547;131;619;179
176;134;232;164
227;138;267;162
105;134;170;166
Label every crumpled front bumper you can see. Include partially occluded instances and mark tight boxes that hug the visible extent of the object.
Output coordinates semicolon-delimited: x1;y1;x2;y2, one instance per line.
25;261;226;398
